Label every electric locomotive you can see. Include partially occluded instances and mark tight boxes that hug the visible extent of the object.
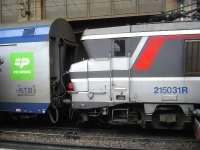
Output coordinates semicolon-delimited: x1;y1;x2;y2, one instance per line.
69;21;200;129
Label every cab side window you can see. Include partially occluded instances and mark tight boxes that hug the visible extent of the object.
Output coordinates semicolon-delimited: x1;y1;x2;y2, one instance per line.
113;39;125;57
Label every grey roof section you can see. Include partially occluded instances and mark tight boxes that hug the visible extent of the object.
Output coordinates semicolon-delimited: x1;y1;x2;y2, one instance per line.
83;25;131;36
131;21;200;32
83;21;200;36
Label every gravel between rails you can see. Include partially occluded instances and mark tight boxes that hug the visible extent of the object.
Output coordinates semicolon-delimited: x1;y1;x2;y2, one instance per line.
0;126;200;150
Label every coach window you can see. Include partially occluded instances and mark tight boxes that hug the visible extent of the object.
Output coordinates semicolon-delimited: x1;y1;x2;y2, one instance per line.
184;39;200;76
113;39;125;57
23;28;35;36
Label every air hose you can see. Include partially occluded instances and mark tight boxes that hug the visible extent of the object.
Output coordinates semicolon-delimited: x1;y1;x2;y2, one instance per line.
48;103;59;124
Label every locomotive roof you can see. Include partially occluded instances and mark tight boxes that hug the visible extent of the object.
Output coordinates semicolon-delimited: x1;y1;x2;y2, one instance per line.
82;21;200;40
0;24;49;38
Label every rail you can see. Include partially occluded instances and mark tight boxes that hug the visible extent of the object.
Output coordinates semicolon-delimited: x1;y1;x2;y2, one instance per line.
0;125;198;150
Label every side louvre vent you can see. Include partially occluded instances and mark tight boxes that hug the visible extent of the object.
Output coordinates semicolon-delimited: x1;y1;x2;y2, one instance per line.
184;39;200;76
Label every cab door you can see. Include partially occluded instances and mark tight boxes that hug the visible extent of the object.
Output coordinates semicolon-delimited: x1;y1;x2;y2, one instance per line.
111;38;130;102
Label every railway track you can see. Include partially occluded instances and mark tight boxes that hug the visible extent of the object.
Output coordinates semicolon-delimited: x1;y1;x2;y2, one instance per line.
0;127;196;142
0;125;199;150
0;140;137;150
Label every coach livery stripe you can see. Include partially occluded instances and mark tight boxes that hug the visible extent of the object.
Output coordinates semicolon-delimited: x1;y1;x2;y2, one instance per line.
0;102;49;114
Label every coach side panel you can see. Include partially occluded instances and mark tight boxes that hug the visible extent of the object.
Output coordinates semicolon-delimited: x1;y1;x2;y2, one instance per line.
0;41;51;113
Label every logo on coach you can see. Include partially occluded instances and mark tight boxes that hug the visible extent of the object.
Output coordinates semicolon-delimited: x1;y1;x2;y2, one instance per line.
10;52;34;80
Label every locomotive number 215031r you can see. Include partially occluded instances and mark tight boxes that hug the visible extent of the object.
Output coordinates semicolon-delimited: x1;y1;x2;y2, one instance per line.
153;86;188;94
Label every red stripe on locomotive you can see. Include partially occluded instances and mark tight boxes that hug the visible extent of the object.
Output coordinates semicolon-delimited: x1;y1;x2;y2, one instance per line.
133;34;200;71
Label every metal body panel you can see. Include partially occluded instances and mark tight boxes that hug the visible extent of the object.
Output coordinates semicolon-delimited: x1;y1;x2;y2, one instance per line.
70;22;200;113
0;24;51;114
0;41;50;113
83;22;200;37
83;26;130;37
71;77;200;104
133;39;184;77
83;37;140;58
131;77;199;103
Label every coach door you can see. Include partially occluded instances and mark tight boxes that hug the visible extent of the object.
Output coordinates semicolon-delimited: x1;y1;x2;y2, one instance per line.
111;38;130;102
